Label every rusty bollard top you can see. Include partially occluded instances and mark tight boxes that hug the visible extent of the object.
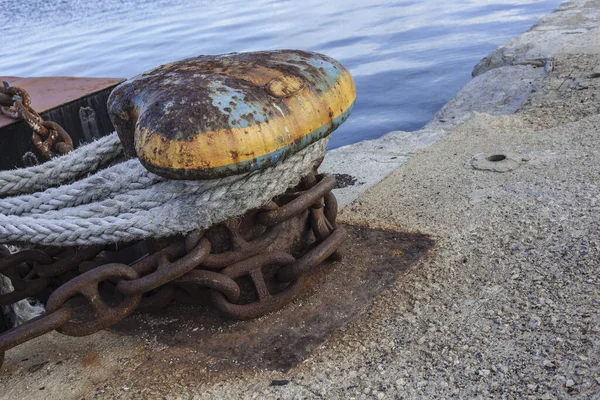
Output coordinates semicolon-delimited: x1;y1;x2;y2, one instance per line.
107;50;356;180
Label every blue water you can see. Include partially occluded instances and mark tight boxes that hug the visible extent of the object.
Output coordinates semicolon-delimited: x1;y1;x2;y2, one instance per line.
1;0;562;148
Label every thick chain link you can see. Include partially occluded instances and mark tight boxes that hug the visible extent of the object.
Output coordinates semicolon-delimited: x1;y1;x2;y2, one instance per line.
0;172;345;365
0;82;74;159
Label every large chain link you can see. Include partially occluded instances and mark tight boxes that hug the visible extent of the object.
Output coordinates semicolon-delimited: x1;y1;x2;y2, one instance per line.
0;82;74;159
0;172;345;366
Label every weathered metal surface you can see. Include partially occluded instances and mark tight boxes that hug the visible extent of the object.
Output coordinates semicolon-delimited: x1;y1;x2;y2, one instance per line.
0;172;343;369
108;50;357;179
1;84;75;159
0;77;124;170
0;77;124;129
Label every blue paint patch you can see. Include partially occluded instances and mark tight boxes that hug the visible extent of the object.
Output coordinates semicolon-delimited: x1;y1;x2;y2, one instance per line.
210;100;355;175
207;81;266;128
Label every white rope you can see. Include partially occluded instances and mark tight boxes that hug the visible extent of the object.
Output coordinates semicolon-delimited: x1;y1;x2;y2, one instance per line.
0;135;328;246
0;159;160;215
0;133;124;197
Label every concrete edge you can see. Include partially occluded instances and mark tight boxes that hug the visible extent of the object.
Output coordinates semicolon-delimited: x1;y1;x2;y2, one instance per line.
322;0;598;208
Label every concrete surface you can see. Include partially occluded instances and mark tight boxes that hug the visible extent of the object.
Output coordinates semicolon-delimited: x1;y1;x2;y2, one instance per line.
325;0;600;208
1;0;600;399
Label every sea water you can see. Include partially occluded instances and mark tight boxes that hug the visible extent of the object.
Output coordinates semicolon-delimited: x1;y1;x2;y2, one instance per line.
1;0;563;147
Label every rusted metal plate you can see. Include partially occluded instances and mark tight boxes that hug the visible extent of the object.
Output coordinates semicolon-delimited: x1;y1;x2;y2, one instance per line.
0;77;124;129
111;225;434;392
0;77;124;170
108;50;356;179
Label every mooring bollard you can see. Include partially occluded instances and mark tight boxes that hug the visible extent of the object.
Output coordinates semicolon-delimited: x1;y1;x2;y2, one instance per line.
108;50;356;179
0;50;356;369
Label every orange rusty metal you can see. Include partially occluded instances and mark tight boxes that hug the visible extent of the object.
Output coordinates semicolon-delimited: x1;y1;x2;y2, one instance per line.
0;77;125;129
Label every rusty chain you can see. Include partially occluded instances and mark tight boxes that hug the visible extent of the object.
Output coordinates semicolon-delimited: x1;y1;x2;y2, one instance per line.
0;82;74;159
0;172;346;367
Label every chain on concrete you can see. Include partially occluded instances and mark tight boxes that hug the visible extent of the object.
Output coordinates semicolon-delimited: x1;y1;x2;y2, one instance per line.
0;172;346;368
0;84;345;370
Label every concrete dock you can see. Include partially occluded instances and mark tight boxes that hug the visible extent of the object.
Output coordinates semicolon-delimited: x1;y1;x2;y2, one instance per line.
1;0;599;398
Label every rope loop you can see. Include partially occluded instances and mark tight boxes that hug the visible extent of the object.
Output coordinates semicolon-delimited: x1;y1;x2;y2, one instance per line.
0;135;329;246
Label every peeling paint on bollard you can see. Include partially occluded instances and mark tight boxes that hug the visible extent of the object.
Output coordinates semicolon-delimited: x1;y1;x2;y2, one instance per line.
108;50;356;179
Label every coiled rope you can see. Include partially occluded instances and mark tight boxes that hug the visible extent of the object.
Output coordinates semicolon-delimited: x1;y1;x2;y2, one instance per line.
0;132;328;246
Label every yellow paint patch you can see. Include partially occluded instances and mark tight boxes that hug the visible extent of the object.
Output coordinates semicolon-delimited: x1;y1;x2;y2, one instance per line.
266;75;305;98
138;70;356;171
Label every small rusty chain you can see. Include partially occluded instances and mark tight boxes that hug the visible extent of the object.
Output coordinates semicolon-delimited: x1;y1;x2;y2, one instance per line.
0;81;74;159
0;172;346;367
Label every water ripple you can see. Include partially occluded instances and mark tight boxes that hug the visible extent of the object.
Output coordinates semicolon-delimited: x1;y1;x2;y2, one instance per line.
1;0;562;147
